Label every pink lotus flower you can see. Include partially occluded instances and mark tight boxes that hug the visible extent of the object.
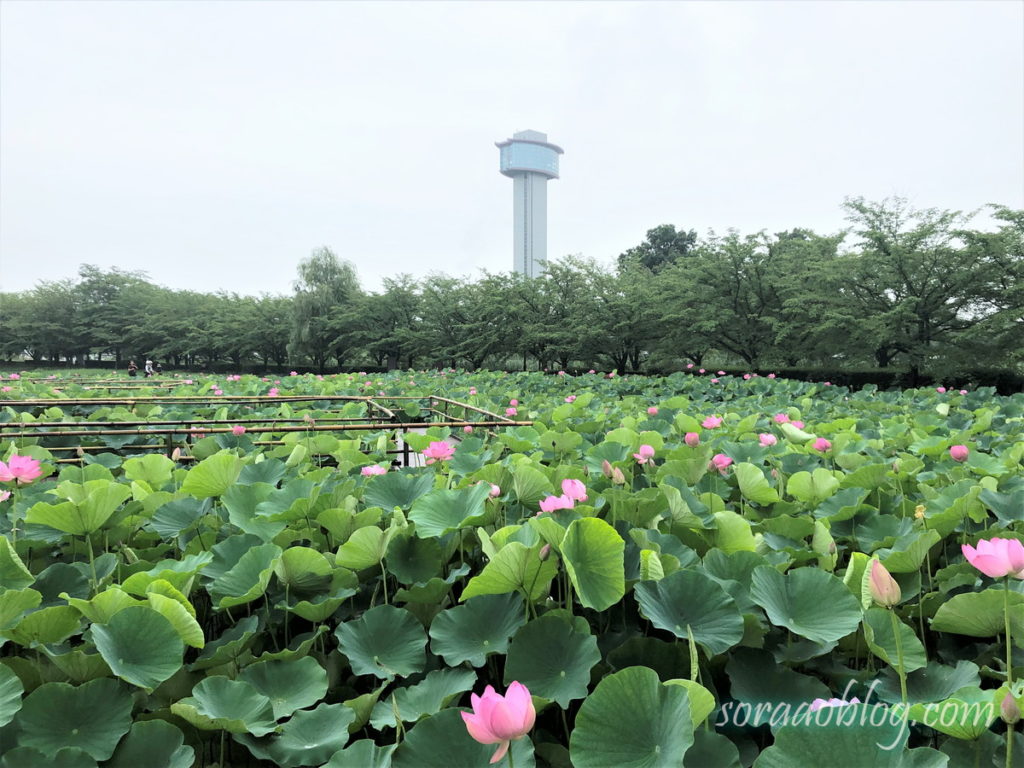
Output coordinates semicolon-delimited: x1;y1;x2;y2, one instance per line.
869;560;901;607
812;438;831;452
469;388;477;396
710;378;720;384
588;369;596;374
422;441;455;464
184;379;193;385
538;494;575;513
686;363;694;369
561;478;587;503
959;389;968;395
717;370;726;376
489;484;501;498
557;370;566;376
699;368;706;373
767;373;776;379
213;389;224;396
824;382;832;387
231;425;246;436
509;399;518;407
702;416;723;429
633;444;656;465
809;697;860;712
791;420;805;429
0;454;42;485
647;406;658;415
8;374;19;380
936;386;946;393
684;432;700;447
1;387;10;393
743;374;751;380
949;445;969;462
565;395;577;403
506;408;517;417
463;425;474;433
759;433;777;447
774;413;790;424
267;388;279;397
361;464;387;476
709;454;733;473
461;682;536;764
0;490;9;502
289;371;298;376
961;538;1024;578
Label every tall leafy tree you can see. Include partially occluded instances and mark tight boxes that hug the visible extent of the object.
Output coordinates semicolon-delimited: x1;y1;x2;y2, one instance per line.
291;247;360;372
617;224;698;273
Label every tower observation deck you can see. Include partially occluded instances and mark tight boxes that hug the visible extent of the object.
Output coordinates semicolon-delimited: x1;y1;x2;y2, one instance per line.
496;130;563;278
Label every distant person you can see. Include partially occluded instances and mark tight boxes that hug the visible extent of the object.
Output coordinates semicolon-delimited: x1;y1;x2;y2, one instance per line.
155;362;163;375
144;359;154;377
127;361;138;377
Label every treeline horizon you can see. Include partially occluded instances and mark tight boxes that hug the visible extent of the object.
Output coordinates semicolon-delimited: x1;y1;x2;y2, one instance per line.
1;197;1021;379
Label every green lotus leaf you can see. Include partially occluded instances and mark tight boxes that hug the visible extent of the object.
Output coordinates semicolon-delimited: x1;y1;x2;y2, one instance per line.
873;661;981;705
461;542;558;602
105;719;194;768
222;482;286;541
336;525;396;571
14;678;132;760
280;569;358;622
254;477;316;522
0;747;97;768
409;482;491;538
189;615;260;671
931;588;1024;637
253;625;328;664
786;469;839;505
171;676;276;736
862;607;926;674
0;663;24;727
236;702;356;767
664;678;716;727
561;517;625;611
238;656;328;719
363;470;435;511
62;587;141;624
712;510;758;553
41;646;111;684
735;462;780;505
511;464;554;507
634;569;744;655
92;605;184;690
335;604;427;680
877;530;941;573
429;592;526;667
273;545;334;592
570;666;693;768
0;587;42;630
146;592;204;648
391;707;535;768
122;454;175;490
903;686;999;740
750;565;862;644
724;648;830;726
1;605;81;647
753;704;946;767
180;451;243;498
606;636;690;681
370;667;477;729
683;730;742;768
120;552;213;596
504;614;600;707
25;483;131;535
0;536;34;589
323;739;395;768
34;562;89;607
386;533;444;586
146;497;207;540
208;542;282;608
237;457;288;486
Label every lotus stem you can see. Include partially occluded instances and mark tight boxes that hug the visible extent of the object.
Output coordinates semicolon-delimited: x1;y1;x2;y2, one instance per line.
890;608;908;707
1005;576;1014;687
86;535;98;593
1006;724;1014;768
507;745;515;768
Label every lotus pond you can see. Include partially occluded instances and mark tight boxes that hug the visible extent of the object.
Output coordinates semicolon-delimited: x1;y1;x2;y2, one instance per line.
0;369;1022;768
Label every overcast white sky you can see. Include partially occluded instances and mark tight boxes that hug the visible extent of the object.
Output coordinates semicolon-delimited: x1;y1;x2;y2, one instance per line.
1;1;1022;296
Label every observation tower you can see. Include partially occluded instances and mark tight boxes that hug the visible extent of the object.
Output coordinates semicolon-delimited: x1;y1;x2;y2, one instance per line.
496;130;563;277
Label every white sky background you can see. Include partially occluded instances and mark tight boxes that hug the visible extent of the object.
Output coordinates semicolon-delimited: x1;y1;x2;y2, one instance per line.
1;0;1022;296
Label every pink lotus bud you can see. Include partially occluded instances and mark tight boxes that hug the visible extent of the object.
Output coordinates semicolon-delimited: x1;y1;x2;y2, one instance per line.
812;438;831;452
461;681;536;764
565;395;576;403
767;373;776;379
1001;692;1021;724
601;459;613;478
759;433;777;447
949;445;969;462
686;363;694;369
959;389;967;395
961;537;1024;578
611;467;626;485
588;369;596;374
684;432;700;447
869;560;901;607
538;544;552;561
506;407;517;417
361;464;387;476
171;447;182;462
647;406;658;415
698;368;705;373
936;386;946;393
710;378;720;384
509;399;518;407
463;425;473;433
824;382;832;386
213;389;224;396
710;454;733;473
489;484;501;498
717;370;726;376
231;425;246;436
743;374;751;380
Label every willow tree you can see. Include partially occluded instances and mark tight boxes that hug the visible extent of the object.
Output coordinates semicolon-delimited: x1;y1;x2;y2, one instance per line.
290;247;360;372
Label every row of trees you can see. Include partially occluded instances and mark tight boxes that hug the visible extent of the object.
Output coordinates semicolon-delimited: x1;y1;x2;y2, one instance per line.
1;198;1021;376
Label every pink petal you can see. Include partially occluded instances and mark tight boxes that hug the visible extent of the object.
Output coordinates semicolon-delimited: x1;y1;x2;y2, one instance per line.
489;741;511;764
462;711;500;745
488;700;524;740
